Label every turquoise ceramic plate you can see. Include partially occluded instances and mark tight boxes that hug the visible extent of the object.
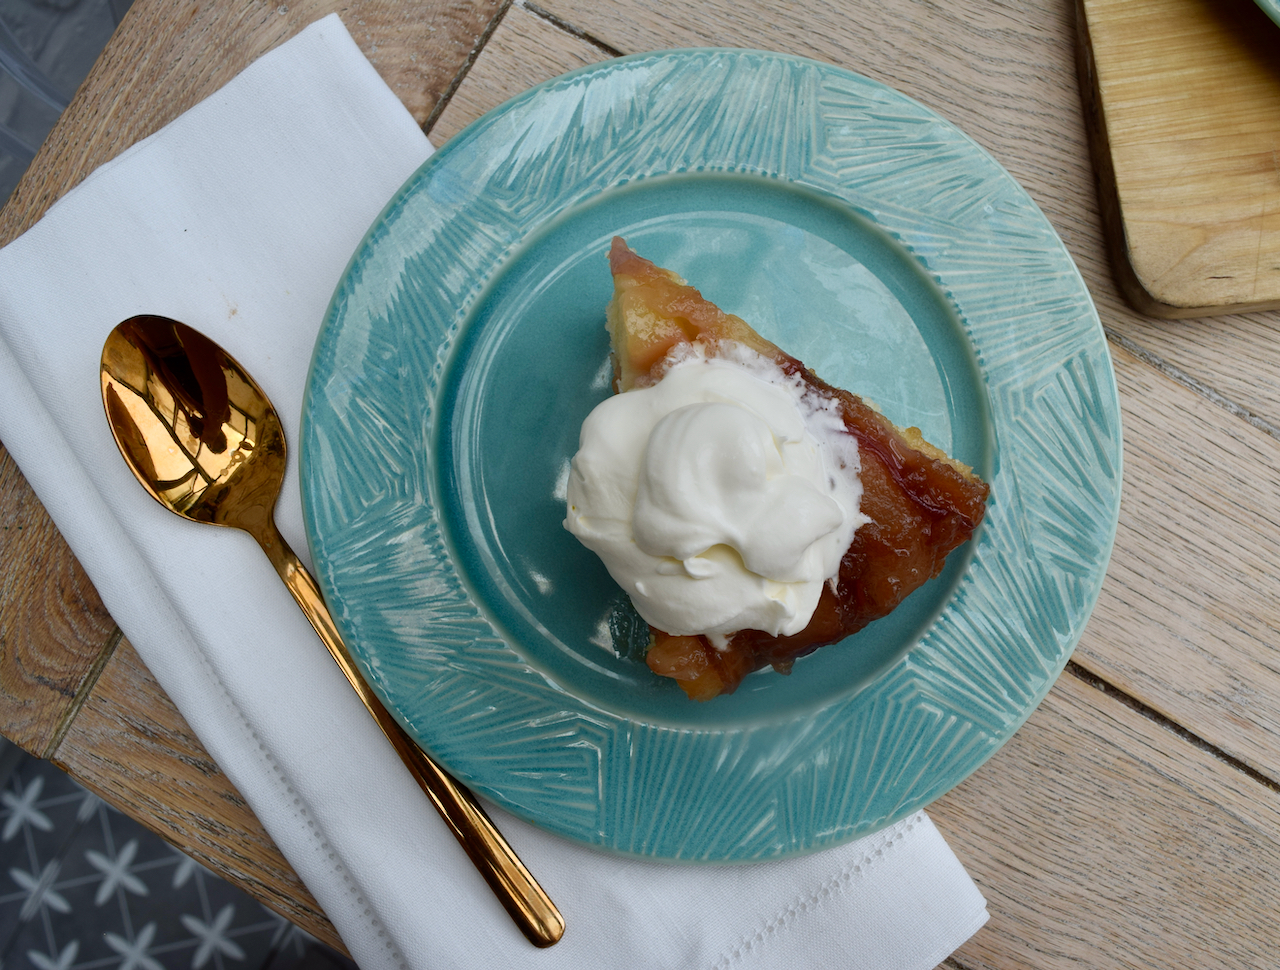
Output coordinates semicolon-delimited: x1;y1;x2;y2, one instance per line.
1256;0;1280;26
301;49;1122;860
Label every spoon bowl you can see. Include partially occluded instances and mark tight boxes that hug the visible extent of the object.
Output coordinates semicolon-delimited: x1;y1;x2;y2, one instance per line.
100;315;563;947
101;317;283;530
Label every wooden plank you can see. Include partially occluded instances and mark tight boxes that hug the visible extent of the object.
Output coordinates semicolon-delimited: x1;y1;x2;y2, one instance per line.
49;635;343;951
431;3;609;144
935;669;1280;969
1090;301;1280;442
0;443;117;756
1077;0;1280;317
1075;342;1280;780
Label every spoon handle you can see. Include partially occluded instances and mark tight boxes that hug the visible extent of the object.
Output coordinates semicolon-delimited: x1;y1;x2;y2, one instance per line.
255;523;565;948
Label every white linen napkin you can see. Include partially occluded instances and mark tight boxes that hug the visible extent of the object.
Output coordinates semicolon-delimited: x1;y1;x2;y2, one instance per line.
0;14;988;970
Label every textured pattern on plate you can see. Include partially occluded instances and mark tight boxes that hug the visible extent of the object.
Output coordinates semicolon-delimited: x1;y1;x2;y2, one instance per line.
301;50;1122;860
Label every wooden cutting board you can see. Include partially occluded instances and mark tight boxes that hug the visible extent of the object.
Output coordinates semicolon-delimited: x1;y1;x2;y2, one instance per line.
1077;0;1280;318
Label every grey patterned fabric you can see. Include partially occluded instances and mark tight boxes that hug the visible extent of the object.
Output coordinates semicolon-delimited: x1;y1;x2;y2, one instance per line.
0;741;354;970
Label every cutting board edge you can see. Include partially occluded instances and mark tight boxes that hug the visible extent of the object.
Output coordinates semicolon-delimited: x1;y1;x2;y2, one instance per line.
1074;0;1280;320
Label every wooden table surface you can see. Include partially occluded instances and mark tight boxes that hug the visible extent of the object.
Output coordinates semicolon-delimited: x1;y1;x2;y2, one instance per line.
3;0;1280;966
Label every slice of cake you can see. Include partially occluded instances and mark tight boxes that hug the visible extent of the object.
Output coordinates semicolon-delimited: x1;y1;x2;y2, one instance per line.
565;237;989;701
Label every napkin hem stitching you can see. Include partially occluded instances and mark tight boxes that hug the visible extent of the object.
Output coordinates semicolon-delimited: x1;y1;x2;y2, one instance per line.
170;624;412;970
709;812;922;970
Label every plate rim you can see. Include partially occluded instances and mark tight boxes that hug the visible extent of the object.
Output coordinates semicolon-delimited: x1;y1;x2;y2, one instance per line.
300;47;1123;861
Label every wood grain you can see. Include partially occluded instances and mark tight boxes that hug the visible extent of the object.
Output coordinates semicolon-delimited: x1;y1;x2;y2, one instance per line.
50;634;343;950
430;2;609;144
1077;343;1280;780
935;669;1280;970
0;442;117;756
1078;0;1280;317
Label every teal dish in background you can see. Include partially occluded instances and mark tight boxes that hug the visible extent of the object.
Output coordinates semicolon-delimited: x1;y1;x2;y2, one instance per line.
300;49;1123;860
1256;0;1280;26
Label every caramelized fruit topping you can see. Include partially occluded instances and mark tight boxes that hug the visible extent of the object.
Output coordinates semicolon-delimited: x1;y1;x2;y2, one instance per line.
606;238;989;699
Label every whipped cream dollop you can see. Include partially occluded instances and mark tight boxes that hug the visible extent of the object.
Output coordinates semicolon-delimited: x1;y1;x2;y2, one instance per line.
564;344;867;646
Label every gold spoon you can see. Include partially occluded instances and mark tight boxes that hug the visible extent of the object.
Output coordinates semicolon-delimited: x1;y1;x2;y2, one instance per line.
100;315;564;948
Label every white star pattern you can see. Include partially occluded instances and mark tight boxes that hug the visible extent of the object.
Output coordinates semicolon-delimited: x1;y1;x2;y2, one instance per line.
86;838;149;905
27;940;78;970
182;904;247;968
10;861;70;919
104;922;165;970
0;740;356;970
265;909;316;957
171;850;201;889
2;777;54;841
75;789;101;823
